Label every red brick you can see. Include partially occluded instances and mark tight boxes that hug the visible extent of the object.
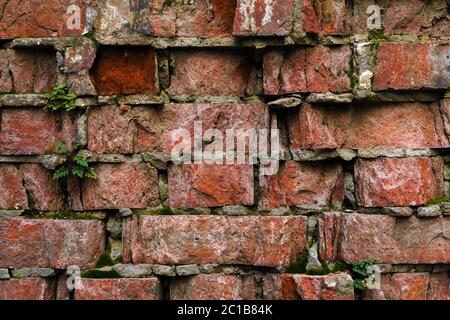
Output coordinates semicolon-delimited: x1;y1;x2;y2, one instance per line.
318;212;341;262
288;102;449;150
0;49;57;94
87;103;269;154
233;0;294;36
0;109;77;155
0;164;28;210
303;0;352;35
0;219;105;268
81;163;159;210
75;278;162;300
65;43;96;73
170;274;256;300
0;0;86;38
169;48;256;96
262;274;301;300
0;278;55;300
364;273;429;300
91;47;159;95
124;215;307;267
354;0;450;37
263;46;351;95
355;157;443;207
168;164;254;208
373;42;450;91
259;160;344;210
338;214;450;264
20;164;64;211
428;272;450;300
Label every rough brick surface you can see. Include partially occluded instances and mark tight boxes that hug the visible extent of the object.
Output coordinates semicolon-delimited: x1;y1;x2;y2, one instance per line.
374;42;450;91
264;46;351;94
263;273;354;300
75;278;162;300
81;163;160;210
259;160;344;210
288;102;450;149
0;164;28;210
124;215;308;267
0;0;86;38
168;164;254;208
355;157;443;207
0;278;55;300
0;109;77;155
364;273;429;300
169;48;256;96
0;219;105;268
91;47;158;95
171;274;257;300
303;0;352;35
338;214;450;264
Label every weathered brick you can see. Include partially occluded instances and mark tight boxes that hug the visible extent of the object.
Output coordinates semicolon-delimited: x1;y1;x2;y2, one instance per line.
364;273;429;300
124;215;308;266
0;0;86;38
87;103;269;155
0;48;57;94
318;212;342;262
288;102;449;149
168;164;254;208
338;214;450;264
259;160;344;210
264;46;351;95
354;0;450;37
81;163;160;210
170;274;257;300
263;273;354;300
0;164;28;210
355;157;443;207
0;219;105;268
91;47;159;95
0;109;77;155
169;48;256;96
20;164;64;211
428;272;450;300
233;0;294;36
74;278;162;300
373;42;450;91
303;0;352;35
0;278;55;300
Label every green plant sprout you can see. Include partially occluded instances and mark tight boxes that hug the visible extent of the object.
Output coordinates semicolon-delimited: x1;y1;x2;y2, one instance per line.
42;85;77;112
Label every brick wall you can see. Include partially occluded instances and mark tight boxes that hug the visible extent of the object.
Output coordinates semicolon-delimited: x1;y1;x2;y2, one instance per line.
0;0;449;300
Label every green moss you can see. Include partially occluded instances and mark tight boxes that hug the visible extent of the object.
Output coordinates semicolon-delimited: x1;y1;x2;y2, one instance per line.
367;28;389;42
81;269;121;279
286;252;308;274
95;253;114;268
427;195;450;206
30;211;98;220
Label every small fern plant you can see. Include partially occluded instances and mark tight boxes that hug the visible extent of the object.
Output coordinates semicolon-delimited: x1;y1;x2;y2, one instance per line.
52;141;97;180
43;85;77;112
351;259;378;290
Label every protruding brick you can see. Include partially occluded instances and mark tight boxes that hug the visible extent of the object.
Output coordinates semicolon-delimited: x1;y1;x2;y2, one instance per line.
364;273;429;300
75;278;162;300
373;42;450;91
264;46;351;95
259;160;344;210
0;219;105;268
20;164;64;211
170;274;257;300
124;215;308;267
288;102;450;149
81;163;160;210
354;0;450;37
318;212;342;262
233;0;294;36
92;47;159;95
0;278;55;300
338;214;450;264
0;109;77;155
169;48;256;96
0;164;28;210
0;0;86;38
355;157;443;207
303;0;352;35
168;164;254;208
263;273;354;300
